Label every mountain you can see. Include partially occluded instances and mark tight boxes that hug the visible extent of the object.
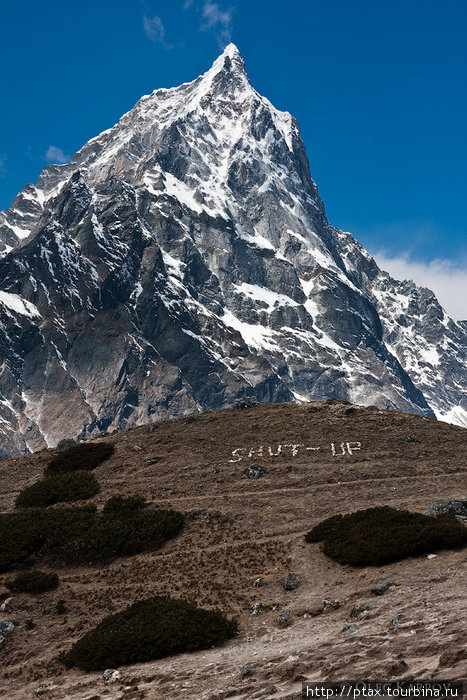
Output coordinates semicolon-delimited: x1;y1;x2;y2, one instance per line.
0;44;465;457
1;402;466;697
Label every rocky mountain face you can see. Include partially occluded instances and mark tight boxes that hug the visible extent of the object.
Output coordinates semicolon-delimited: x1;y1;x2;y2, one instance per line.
0;44;465;456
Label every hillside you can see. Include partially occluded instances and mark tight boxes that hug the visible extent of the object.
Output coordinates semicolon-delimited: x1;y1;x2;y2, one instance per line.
0;401;466;698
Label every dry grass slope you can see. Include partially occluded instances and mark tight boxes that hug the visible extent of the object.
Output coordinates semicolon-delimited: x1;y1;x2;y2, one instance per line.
0;401;465;699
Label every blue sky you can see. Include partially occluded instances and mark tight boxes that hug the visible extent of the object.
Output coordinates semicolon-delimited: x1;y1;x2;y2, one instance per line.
1;0;466;317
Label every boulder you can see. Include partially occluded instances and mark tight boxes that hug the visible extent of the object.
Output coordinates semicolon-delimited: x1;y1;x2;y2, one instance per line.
425;498;467;518
242;465;267;479
0;620;14;649
103;669;121;683
284;573;300;591
371;581;393;596
250;602;262;616
277;610;291;626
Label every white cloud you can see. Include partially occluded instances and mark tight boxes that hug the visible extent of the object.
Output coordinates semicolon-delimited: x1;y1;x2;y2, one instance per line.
374;252;467;321
143;14;166;43
201;2;233;44
186;1;234;47
45;145;69;164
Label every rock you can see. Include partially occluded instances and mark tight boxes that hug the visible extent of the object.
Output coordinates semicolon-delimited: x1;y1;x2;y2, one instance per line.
425;498;467;518
242;465;267;479
55;438;76;453
284;573;300;591
133;444;142;451
0;596;13;612
184;508;207;521
253;577;264;587
0;620;14;649
241;665;252;678
250;602;262;616
341;623;357;635
391;613;404;631
103;669;121;683
234;401;258;410
371;581;393;596
349;599;377;619
324;600;341;611
277;610;291;626
35;684;52;696
426;553;437;559
146;457;160;465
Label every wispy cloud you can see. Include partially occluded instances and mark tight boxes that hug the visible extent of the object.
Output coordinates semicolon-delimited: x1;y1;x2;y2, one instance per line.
186;1;235;47
0;154;6;177
143;14;166;44
45;145;69;164
374;251;467;322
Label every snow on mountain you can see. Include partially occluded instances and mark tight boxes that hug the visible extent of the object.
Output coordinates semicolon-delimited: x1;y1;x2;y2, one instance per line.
0;44;465;455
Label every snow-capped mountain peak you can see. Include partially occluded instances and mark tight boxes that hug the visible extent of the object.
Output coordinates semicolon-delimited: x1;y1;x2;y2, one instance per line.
0;46;465;456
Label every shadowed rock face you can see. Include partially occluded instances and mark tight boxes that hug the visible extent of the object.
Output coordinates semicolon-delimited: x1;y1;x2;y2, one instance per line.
0;44;465;455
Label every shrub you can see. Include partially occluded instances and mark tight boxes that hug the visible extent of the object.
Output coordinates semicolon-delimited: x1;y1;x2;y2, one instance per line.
63;596;238;671
15;471;100;508
46;505;183;565
304;513;345;543
5;570;59;593
0;502;183;571
0;508;46;572
102;495;145;515
45;442;114;476
305;506;467;566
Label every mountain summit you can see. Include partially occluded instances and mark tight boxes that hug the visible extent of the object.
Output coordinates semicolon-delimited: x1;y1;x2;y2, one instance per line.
0;46;465;456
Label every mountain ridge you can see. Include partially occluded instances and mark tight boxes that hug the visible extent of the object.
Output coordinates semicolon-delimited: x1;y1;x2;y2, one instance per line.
0;44;465;456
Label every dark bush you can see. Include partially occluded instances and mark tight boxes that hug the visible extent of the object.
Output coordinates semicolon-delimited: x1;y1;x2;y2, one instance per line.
46;504;184;565
0;508;46;571
63;596;238;671
15;471;100;508
305;506;467;566
0;502;183;571
5;570;59;593
304;513;345;543
45;442;114;476
102;495;145;515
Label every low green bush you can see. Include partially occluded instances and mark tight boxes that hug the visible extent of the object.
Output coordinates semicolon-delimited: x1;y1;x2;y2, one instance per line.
15;471;100;508
5;570;59;593
305;506;467;566
45;442;114;476
0;500;183;571
63;596;238;671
